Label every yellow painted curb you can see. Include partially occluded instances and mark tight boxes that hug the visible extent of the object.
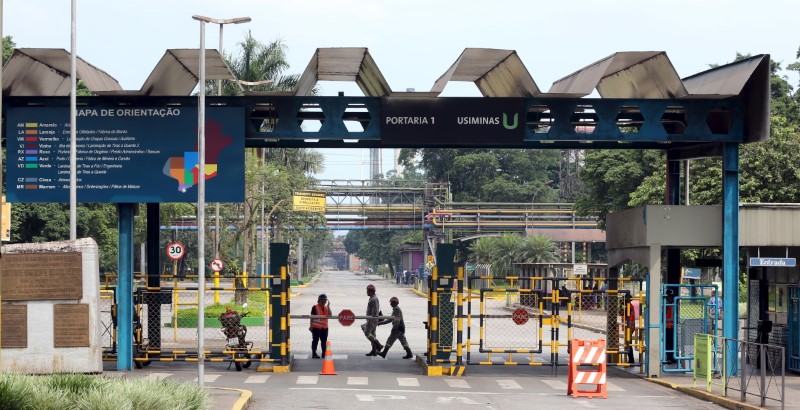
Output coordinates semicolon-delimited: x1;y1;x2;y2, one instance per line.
426;365;443;376
210;387;252;410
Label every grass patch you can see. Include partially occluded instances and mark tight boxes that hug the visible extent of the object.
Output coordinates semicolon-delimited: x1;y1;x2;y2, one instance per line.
176;303;264;319
0;373;210;410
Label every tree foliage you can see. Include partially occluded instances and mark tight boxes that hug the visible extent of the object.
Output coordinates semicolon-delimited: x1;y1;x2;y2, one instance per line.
399;149;560;202
466;233;558;276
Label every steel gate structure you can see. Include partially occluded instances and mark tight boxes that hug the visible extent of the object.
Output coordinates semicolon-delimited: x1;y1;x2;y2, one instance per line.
101;246;293;371
424;244;646;375
661;284;719;373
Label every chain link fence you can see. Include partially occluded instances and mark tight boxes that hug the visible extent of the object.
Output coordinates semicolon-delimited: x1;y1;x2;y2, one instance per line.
481;290;540;351
102;279;272;364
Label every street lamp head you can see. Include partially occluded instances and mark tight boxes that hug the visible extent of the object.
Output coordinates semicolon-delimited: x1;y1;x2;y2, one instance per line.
192;15;252;24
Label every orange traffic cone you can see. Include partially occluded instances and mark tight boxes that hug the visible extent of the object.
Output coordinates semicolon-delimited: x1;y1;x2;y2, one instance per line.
319;341;337;375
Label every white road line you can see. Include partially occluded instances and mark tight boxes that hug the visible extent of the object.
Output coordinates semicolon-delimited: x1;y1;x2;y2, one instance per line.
574;400;596;408
192;374;220;383
296;354;310;360
297;375;319;385
444;379;470;389
348;377;369;385
356;394;406;402
397;377;419;387
605;381;625;391
497;380;522;389
332;355;348;360
437;397;480;404
540;379;568;390
244;375;270;384
145;373;171;381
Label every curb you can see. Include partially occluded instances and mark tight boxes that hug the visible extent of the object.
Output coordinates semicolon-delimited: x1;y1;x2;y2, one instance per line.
210;387;252;410
646;378;762;410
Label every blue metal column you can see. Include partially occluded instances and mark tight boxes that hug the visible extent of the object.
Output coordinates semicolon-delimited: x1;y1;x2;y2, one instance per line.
117;203;135;371
723;143;740;372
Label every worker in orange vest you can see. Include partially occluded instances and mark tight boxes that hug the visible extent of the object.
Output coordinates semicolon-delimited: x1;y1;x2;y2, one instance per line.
309;294;330;359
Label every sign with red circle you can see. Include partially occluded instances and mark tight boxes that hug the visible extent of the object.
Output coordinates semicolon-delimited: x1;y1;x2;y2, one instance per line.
512;308;529;325
210;258;224;272
338;309;356;326
166;241;185;261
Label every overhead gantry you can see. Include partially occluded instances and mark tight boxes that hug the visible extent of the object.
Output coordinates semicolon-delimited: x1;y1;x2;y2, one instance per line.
2;46;770;375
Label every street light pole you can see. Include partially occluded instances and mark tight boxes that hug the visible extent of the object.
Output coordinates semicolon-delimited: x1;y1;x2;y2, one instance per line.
192;14;251;388
69;0;77;240
211;17;251;304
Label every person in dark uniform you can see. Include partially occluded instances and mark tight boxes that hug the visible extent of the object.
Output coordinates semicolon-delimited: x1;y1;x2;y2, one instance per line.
378;296;413;359
309;294;330;359
361;284;383;356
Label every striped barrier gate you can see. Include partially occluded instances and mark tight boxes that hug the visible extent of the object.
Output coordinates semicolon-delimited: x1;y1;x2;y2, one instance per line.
568;338;608;399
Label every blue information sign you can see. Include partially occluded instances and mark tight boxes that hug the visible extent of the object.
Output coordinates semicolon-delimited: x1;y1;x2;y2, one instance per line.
6;106;244;203
749;257;797;267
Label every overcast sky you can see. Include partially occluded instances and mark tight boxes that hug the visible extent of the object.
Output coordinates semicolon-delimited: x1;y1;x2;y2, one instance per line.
6;0;798;179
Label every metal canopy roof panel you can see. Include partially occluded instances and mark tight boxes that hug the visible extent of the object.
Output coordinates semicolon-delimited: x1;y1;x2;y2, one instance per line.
3;48;121;96
683;54;766;97
294;48;392;96
431;48;541;97
138;49;234;96
550;51;687;98
682;54;771;142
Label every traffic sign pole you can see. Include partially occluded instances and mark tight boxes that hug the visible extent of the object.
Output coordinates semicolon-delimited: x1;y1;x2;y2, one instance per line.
210;258;224;304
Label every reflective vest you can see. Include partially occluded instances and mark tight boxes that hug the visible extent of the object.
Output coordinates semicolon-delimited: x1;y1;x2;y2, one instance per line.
666;305;674;329
311;304;329;329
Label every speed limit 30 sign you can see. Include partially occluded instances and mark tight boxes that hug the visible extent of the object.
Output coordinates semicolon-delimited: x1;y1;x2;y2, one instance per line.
166;241;185;261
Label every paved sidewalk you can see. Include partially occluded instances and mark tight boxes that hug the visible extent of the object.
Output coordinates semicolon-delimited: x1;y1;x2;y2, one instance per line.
610;365;794;409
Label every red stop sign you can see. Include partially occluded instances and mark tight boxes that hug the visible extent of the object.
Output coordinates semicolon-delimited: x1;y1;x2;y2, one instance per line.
512;308;529;325
338;309;355;326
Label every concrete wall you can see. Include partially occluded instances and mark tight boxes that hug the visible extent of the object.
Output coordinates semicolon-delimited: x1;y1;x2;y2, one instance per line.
1;238;102;373
607;205;722;250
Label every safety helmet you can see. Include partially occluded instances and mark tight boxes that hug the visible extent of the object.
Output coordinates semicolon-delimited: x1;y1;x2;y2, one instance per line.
366;284;376;291
390;296;399;304
319;294;327;300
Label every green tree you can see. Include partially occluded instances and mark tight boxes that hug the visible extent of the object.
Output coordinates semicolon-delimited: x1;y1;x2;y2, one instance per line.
3;35;16;64
465;233;558;276
399;149;559;202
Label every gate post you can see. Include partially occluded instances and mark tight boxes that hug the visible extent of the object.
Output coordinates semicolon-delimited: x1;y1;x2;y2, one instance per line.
270;243;290;365
430;244;456;364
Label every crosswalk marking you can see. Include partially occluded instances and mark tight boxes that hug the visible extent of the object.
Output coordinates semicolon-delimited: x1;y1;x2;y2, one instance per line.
348;377;369;385
145;373;171;381
397;377;419;387
244;375;270;384
297;354;310;360
332;355;348;360
541;379;568;390
497;380;522;389
444;379;470;389
297;375;318;384
193;374;220;383
605;381;625;391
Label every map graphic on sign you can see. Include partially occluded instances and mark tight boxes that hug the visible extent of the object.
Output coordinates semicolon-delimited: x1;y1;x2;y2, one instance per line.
162;120;233;193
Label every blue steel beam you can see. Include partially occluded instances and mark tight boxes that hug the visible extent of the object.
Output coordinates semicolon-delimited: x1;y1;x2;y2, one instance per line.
5;96;745;151
723;143;740;375
117;203;135;371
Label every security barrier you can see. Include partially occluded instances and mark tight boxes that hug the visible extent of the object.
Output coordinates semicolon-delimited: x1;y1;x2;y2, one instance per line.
662;284;718;373
568;338;608;399
101;267;292;369
424;272;645;375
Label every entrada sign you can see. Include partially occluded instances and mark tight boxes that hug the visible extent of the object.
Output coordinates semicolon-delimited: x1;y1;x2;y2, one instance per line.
748;257;796;267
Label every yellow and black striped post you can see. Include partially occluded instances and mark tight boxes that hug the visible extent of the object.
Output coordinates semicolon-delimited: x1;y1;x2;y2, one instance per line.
269;243;290;366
